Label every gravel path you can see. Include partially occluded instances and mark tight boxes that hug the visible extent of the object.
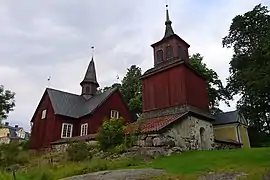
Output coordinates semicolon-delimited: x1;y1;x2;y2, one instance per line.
198;172;247;180
61;168;165;180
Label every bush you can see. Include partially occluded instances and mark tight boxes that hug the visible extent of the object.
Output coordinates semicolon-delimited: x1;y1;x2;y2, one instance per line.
97;117;125;151
66;141;91;162
0;142;25;168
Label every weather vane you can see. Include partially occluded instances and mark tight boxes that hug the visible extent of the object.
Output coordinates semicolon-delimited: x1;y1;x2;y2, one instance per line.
91;46;95;58
47;76;51;87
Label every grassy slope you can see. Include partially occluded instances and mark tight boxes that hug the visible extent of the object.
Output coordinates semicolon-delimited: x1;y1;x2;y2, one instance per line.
144;148;270;179
1;148;269;180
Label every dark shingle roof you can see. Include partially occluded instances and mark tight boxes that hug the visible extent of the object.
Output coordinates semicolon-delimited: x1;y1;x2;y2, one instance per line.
213;110;240;125
47;87;117;118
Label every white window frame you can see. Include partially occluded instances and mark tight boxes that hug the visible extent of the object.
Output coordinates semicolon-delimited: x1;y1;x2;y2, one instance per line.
41;109;47;119
110;110;119;119
61;123;73;138
80;123;88;136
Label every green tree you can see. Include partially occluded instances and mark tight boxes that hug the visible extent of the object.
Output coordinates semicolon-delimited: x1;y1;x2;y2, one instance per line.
101;65;142;121
190;53;232;114
120;65;142;120
0;85;15;123
222;4;270;134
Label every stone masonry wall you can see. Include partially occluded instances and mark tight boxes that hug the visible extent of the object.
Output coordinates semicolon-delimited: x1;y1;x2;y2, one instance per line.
214;141;242;150
52;140;98;152
135;115;215;151
164;116;214;150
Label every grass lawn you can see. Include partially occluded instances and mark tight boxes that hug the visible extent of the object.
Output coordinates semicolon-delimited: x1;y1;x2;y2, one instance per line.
1;148;269;180
144;148;270;179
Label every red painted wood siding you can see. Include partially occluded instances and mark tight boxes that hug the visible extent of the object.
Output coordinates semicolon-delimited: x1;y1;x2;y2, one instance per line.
142;65;187;112
30;92;56;149
184;67;209;110
30;90;132;149
79;90;132;135
142;65;209;112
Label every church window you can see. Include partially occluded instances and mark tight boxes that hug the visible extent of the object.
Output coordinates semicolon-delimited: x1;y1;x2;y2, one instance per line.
156;50;163;63
41;109;47;119
80;123;88;136
86;86;90;94
178;46;187;61
166;45;173;59
110;110;119;119
61;123;73;138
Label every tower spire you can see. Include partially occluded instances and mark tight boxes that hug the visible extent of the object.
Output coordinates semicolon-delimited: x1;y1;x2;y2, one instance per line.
80;46;99;99
164;4;174;38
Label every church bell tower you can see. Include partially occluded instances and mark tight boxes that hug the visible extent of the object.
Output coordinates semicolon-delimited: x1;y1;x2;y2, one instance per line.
140;4;209;114
80;57;99;99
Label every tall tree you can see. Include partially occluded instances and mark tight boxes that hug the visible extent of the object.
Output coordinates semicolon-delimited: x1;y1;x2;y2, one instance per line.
190;53;232;114
0;85;15;123
222;4;270;134
120;65;142;120
100;65;142;121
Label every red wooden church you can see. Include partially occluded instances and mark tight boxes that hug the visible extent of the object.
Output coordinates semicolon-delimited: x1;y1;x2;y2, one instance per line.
30;58;132;149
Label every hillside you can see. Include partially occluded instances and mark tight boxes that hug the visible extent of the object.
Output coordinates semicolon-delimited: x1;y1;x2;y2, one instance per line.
1;147;270;180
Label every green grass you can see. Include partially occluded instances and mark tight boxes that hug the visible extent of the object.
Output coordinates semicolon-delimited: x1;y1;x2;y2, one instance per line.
0;157;141;180
144;148;270;179
1;148;270;180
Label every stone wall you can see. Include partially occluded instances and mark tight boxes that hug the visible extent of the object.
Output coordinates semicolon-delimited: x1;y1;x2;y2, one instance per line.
214;141;242;150
164;116;214;150
135;115;214;151
52;140;98;152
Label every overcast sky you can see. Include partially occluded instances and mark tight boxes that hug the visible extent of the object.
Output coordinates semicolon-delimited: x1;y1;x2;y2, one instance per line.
1;0;269;131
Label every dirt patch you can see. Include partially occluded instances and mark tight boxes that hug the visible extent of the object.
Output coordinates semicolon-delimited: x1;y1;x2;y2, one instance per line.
61;168;165;180
263;171;270;180
198;172;247;180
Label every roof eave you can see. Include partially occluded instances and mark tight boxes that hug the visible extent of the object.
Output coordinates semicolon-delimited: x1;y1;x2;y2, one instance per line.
151;34;190;48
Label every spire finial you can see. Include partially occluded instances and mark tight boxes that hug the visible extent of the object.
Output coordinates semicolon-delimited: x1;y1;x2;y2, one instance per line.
47;76;51;87
164;2;174;38
166;3;170;22
91;46;94;59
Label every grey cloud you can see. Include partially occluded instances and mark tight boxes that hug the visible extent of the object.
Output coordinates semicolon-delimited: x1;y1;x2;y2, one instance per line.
1;0;269;131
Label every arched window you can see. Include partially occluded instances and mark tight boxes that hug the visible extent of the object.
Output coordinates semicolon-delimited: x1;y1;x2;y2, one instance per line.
166;46;173;59
178;46;188;61
156;50;163;63
200;127;206;150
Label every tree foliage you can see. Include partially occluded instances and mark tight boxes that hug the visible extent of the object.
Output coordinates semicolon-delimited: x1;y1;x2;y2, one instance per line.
97;117;125;151
0;85;15;121
190;53;232;114
101;65;142;121
222;4;270;134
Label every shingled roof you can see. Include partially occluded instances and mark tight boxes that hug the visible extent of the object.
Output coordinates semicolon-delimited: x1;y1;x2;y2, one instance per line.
213;110;244;125
46;87;117;118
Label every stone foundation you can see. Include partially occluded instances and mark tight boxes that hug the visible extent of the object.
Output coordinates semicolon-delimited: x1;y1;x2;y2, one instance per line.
213;141;242;150
52;140;98;152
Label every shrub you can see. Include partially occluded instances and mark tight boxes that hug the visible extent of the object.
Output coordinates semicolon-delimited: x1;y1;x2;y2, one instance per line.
97;117;125;151
66;141;91;162
0;142;23;168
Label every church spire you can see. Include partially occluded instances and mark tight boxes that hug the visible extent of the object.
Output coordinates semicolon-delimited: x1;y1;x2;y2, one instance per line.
164;4;175;38
81;57;98;85
80;47;99;99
